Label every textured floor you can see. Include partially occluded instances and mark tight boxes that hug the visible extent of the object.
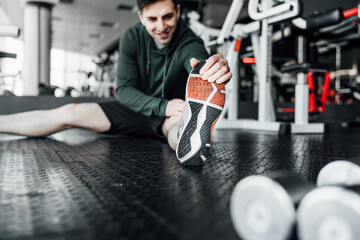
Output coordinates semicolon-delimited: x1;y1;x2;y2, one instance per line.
0;125;360;240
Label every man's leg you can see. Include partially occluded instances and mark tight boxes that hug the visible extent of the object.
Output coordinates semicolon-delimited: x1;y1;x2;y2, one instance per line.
0;103;111;136
161;116;180;151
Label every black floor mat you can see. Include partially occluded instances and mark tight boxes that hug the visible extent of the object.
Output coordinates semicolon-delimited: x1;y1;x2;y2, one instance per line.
1;125;360;240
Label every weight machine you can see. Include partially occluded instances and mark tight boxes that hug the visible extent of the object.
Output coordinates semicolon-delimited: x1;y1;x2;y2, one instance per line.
0;21;20;96
189;0;329;133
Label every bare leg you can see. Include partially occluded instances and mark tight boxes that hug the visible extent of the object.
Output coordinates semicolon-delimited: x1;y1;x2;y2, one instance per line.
161;116;180;151
0;103;111;137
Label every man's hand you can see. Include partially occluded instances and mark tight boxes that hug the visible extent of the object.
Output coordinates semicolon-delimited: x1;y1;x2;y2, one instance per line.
190;54;232;84
165;99;185;117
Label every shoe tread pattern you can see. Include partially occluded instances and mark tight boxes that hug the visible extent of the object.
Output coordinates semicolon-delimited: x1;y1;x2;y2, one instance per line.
180;105;222;167
210;84;226;107
177;101;203;159
187;77;213;101
200;106;222;143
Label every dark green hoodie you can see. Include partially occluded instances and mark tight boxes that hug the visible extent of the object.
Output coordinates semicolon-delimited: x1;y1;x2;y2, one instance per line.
116;18;209;117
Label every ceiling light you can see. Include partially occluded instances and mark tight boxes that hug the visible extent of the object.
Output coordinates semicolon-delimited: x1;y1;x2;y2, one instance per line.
59;0;75;3
117;3;133;11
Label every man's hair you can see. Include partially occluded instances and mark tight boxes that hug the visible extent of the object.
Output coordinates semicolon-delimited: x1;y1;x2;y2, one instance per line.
137;0;179;13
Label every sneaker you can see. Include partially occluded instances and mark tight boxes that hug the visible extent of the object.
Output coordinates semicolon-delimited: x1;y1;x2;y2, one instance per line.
176;61;226;166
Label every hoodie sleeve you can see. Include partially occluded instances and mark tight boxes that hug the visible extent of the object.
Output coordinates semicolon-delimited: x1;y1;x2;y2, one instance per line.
179;37;210;73
116;29;168;117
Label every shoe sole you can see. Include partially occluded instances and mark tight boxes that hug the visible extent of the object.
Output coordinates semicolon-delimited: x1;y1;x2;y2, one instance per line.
176;61;226;166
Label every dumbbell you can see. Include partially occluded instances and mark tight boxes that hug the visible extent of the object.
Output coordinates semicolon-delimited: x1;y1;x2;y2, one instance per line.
317;158;360;187
297;159;360;240
230;171;314;240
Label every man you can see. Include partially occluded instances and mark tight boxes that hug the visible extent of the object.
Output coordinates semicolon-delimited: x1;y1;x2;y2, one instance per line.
0;0;231;166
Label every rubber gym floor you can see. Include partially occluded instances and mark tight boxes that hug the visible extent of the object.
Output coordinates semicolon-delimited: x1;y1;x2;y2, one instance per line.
0;124;360;240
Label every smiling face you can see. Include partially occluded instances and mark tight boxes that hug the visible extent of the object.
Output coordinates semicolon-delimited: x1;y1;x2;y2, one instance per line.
138;0;180;45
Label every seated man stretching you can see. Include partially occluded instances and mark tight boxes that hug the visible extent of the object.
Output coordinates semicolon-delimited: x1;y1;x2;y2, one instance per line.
0;0;232;166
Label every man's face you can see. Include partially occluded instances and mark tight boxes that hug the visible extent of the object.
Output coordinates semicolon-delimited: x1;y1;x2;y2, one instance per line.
138;0;180;45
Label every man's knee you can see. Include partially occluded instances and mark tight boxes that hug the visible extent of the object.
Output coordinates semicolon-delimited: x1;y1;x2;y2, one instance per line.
57;102;110;132
53;103;78;127
57;103;83;118
59;102;99;113
162;116;180;137
58;103;77;113
56;103;95;125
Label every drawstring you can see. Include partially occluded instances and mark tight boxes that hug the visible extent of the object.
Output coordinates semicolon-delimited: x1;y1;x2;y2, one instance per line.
146;41;150;76
161;54;168;98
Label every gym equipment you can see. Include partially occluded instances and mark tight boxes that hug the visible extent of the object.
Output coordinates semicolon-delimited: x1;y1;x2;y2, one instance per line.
281;6;360;132
189;1;360;133
280;61;329;133
0;52;20;96
312;6;360;106
189;0;302;132
217;0;301;132
0;25;20;37
317;159;360;187
298;158;360;240
22;0;59;95
297;186;360;240
0;23;20;96
230;171;314;240
91;52;117;98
